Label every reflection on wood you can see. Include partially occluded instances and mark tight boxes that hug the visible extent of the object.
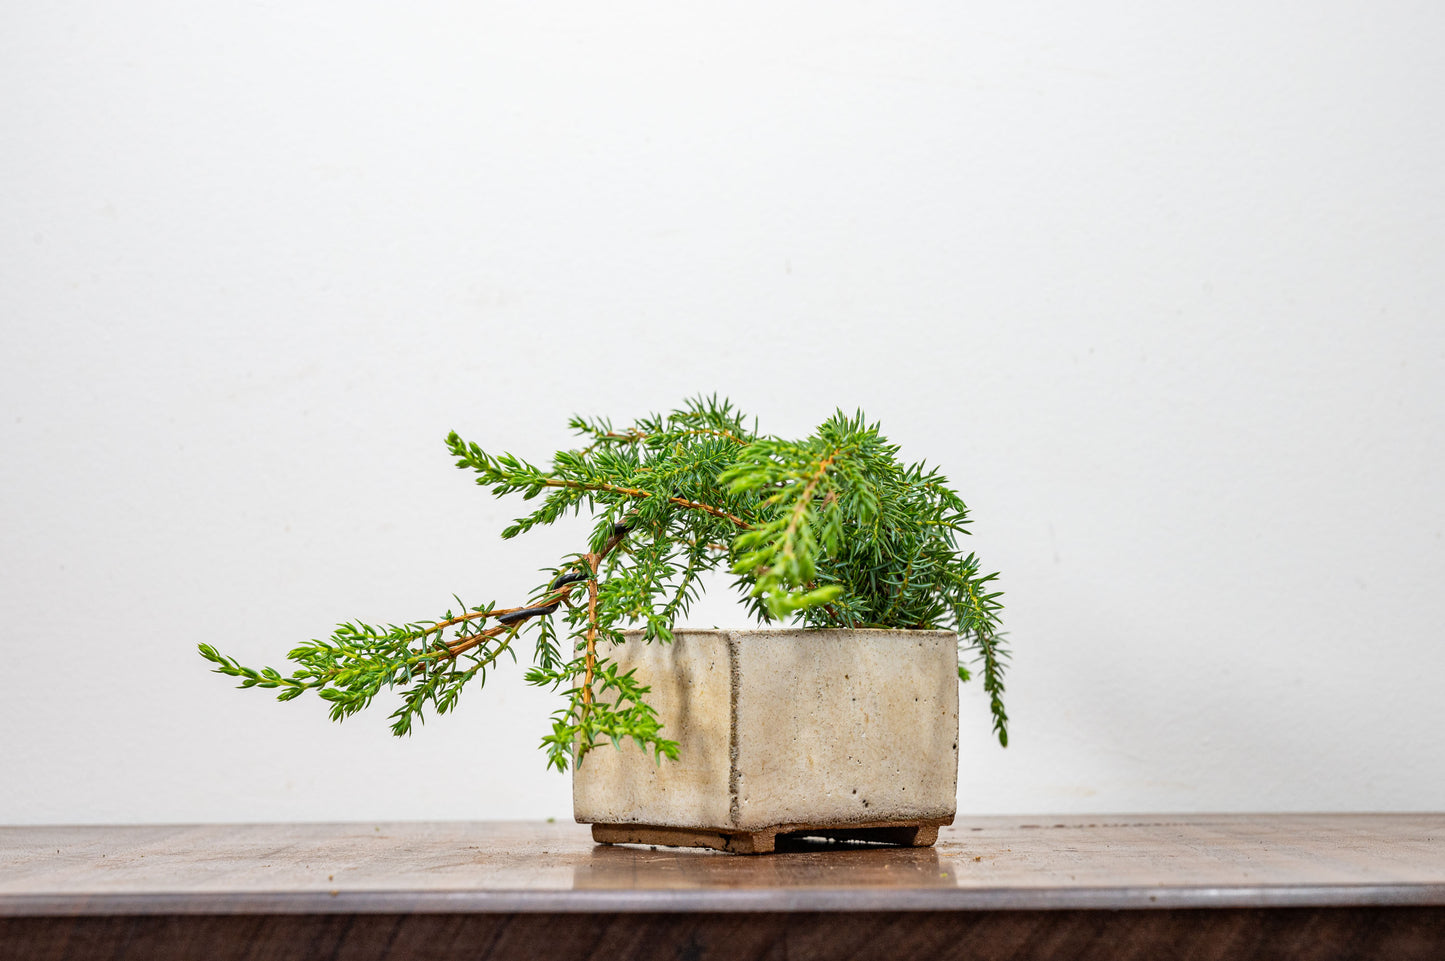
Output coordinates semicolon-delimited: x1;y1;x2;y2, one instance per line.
573;837;953;889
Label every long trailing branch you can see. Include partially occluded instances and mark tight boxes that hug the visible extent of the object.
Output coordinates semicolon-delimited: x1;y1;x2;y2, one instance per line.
199;520;640;737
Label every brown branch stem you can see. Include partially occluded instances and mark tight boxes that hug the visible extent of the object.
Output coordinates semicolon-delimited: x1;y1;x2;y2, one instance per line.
582;553;600;714
779;450;840;563
539;478;750;529
580;426;747;455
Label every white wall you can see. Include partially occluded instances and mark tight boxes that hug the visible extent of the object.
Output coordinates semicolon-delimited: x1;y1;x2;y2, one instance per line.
3;1;1443;825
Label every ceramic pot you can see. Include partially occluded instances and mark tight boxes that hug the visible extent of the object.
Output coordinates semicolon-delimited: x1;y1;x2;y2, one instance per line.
573;628;959;853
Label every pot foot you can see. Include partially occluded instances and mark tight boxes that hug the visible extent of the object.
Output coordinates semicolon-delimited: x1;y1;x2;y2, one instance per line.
590;819;947;854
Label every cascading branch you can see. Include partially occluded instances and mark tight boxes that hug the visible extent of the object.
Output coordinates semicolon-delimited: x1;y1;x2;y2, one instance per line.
200;397;1009;771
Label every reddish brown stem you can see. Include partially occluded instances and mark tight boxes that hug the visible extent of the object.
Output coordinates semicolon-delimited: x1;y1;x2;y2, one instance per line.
582;552;600;714
538;478;750;529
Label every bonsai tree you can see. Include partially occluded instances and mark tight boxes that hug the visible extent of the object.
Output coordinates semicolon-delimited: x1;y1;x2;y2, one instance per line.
200;398;1008;771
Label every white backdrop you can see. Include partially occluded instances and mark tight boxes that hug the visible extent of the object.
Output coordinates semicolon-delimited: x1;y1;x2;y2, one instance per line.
3;1;1443;824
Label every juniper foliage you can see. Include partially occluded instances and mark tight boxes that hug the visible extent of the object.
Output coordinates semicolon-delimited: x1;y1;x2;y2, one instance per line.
200;397;1009;771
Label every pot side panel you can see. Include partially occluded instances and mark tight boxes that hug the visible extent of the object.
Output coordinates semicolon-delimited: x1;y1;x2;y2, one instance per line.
571;631;732;829
731;630;959;831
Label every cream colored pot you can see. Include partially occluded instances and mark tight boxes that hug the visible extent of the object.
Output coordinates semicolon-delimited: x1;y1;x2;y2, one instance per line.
573;628;959;854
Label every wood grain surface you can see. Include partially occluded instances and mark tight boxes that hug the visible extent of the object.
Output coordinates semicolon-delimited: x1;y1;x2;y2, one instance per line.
3;814;1442;913
2;816;1442;960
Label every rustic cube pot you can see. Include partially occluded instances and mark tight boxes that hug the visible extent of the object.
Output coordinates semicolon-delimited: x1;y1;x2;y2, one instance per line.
573;628;959;854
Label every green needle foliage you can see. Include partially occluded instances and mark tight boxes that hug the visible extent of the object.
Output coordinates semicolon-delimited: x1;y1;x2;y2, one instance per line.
201;397;1009;771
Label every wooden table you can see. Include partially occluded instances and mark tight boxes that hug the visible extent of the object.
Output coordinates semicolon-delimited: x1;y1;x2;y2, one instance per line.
2;815;1442;960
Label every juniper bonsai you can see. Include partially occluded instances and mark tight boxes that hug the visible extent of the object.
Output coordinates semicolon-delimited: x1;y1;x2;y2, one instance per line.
200;398;1008;771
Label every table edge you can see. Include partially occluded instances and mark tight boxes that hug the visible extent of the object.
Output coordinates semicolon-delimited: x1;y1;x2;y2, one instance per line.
3;884;1445;916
